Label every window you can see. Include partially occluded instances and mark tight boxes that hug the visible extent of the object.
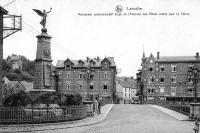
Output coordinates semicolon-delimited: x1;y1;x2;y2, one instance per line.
90;75;94;80
104;84;108;89
66;73;70;79
90;85;93;89
171;74;177;83
104;74;107;79
148;89;154;93
171;64;177;72
79;73;83;79
171;78;176;83
149;67;153;72
90;62;94;67
160;77;165;83
89;95;93;101
159;87;164;93
171;86;176;96
160;67;165;72
66;83;70;90
103;62;109;68
149;77;154;83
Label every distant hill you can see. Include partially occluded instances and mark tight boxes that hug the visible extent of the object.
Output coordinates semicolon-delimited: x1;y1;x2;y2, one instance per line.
3;54;35;78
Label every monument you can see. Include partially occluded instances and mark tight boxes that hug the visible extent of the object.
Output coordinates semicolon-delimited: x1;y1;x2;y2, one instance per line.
31;8;55;100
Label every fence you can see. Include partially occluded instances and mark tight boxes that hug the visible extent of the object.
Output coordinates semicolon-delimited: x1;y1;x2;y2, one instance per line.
0;105;87;124
145;100;190;116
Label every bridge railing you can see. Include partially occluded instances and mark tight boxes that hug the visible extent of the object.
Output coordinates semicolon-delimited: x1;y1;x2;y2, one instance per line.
0;105;87;124
145;100;190;116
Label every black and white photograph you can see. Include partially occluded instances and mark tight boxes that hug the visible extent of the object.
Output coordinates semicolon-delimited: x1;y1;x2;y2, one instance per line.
0;0;199;132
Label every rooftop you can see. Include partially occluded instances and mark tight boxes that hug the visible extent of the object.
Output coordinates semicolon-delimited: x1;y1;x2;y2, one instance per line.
56;57;116;68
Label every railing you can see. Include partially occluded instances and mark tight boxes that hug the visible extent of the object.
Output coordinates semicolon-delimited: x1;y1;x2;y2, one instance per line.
0;105;87;124
145;100;190;116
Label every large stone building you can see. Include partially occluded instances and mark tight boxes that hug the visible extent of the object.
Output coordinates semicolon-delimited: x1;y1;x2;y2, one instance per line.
56;57;117;102
141;52;200;103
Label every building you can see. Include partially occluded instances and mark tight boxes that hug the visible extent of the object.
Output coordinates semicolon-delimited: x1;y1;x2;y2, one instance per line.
141;52;200;103
56;57;117;102
9;55;22;70
116;77;137;104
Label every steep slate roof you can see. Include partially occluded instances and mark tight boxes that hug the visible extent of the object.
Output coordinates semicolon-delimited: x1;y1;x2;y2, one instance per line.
156;56;200;63
0;6;8;14
56;57;116;68
116;77;136;89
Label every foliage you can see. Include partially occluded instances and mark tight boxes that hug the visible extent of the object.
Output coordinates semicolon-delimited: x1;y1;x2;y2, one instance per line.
3;91;32;107
2;59;11;77
33;92;82;106
21;55;35;76
7;70;34;82
3;54;35;77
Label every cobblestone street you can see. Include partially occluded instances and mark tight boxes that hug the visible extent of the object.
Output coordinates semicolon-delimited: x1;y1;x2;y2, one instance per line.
36;104;194;133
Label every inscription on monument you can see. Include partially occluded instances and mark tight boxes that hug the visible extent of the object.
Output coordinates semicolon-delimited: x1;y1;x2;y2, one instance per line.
44;63;51;87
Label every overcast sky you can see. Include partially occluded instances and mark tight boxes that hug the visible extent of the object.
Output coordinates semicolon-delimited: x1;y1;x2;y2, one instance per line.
1;0;200;77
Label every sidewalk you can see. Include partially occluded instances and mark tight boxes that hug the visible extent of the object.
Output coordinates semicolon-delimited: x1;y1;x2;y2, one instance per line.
148;104;189;121
0;104;114;133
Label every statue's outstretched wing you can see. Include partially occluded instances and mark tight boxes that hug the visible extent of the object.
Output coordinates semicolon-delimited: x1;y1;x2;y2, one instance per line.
33;9;44;17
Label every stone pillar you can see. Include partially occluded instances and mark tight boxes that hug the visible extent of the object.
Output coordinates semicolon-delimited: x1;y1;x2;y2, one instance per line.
190;103;200;119
31;28;55;99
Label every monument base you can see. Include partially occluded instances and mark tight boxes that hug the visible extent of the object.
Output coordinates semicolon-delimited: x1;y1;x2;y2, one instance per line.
29;89;55;102
190;103;200;119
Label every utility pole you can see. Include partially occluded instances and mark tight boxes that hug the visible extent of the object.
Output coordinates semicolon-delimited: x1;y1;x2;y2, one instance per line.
0;6;22;107
0;6;8;107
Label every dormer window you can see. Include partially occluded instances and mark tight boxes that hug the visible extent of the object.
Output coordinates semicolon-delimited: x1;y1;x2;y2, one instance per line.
90;62;94;67
64;58;73;69
89;60;95;67
66;64;70;68
78;60;84;67
101;58;111;69
103;62;109;68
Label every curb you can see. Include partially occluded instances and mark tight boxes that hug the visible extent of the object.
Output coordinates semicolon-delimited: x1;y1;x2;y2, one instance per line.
148;104;189;121
0;104;114;132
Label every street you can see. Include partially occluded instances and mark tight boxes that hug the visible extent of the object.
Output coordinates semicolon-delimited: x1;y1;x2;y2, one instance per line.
37;104;194;133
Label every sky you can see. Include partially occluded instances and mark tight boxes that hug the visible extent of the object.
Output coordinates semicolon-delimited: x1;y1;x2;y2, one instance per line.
1;0;200;77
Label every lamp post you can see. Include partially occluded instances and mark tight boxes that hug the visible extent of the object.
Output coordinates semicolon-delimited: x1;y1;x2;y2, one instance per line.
83;67;93;101
188;66;199;103
136;70;144;104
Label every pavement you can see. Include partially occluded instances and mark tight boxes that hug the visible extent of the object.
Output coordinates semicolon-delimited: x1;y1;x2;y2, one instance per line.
148;104;189;121
0;104;114;132
70;104;194;133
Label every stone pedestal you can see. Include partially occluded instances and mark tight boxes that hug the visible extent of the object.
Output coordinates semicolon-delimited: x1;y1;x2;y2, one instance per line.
190;103;200;119
83;101;94;116
31;28;55;100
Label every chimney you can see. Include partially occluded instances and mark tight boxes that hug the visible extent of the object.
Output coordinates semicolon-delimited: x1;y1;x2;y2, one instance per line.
97;56;100;62
157;52;160;59
196;52;199;58
86;57;89;62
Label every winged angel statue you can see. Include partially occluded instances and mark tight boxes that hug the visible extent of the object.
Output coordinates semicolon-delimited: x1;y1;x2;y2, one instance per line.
33;8;52;28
